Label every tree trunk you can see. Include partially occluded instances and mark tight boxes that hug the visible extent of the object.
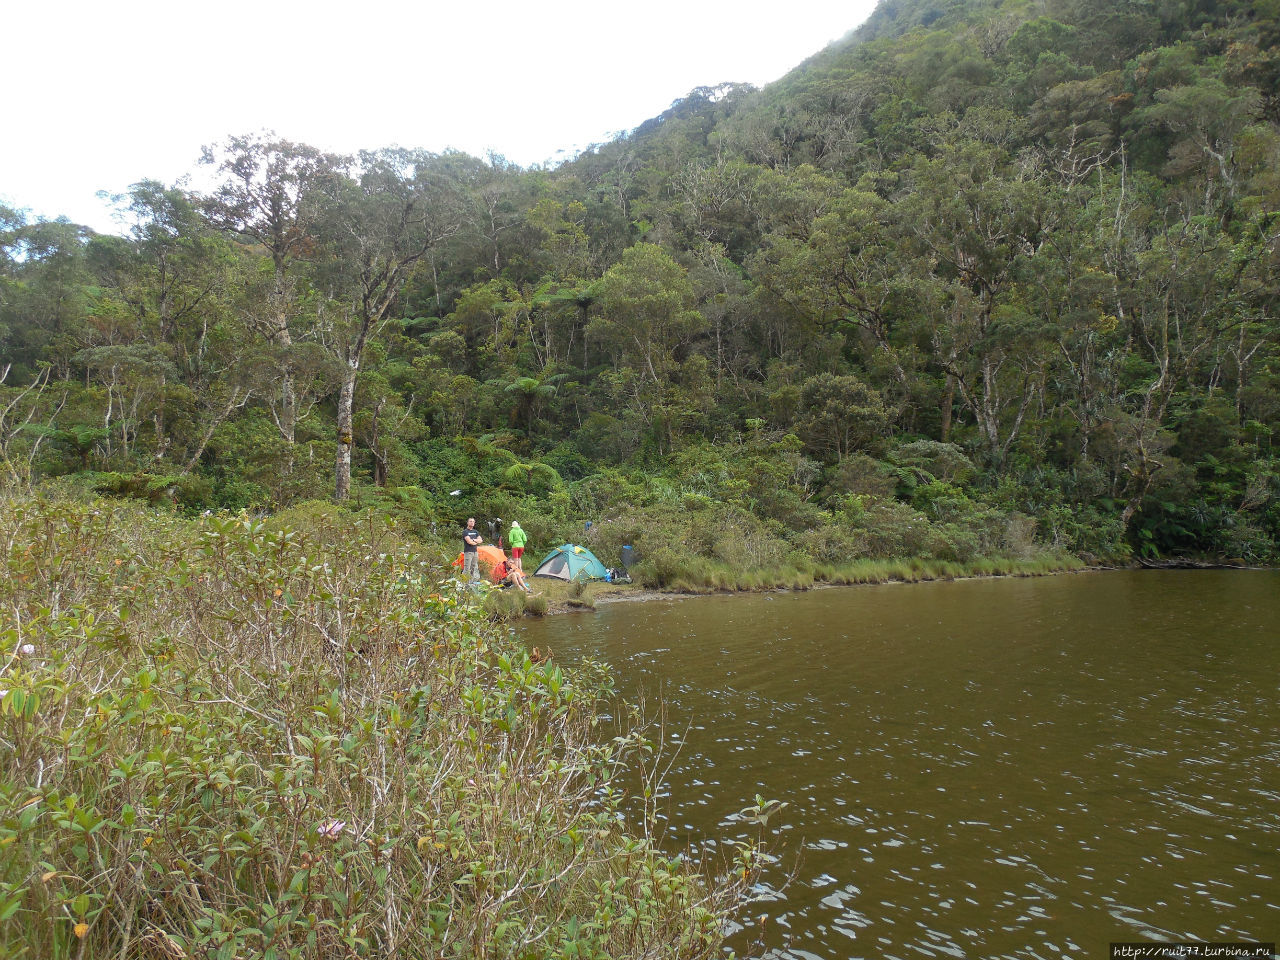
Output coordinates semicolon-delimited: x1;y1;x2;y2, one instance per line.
370;396;388;487
153;370;167;459
271;262;298;472
940;373;956;442
334;363;356;501
180;387;250;476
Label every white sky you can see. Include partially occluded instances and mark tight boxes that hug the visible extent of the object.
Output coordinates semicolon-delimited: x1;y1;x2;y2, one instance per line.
5;0;877;235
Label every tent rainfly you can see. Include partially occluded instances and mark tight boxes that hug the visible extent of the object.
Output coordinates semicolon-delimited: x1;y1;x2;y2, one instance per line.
532;544;610;581
452;544;508;582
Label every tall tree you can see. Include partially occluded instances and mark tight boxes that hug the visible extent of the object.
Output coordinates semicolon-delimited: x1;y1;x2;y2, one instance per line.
94;181;248;466
901;141;1058;464
0;216;94;378
200;133;345;455
591;243;706;386
314;149;462;500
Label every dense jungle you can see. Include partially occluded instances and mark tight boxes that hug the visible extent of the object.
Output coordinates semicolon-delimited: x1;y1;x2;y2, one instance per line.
4;0;1279;956
3;0;1279;579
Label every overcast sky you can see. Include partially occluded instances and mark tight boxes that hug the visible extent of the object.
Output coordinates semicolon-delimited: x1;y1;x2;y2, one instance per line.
6;0;877;234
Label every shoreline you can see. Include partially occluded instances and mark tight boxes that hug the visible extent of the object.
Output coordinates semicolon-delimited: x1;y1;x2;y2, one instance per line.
535;564;1103;617
519;559;1272;619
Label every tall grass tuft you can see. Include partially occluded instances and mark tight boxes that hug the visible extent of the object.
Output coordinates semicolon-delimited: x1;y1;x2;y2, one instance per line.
482;585;527;620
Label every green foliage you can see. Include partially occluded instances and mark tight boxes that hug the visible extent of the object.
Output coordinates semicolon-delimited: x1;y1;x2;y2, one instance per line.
4;0;1278;563
796;374;893;462
89;470;214;510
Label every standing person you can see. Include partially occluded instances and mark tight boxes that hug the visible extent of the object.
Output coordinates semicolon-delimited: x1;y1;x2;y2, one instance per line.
462;518;483;582
508;520;528;572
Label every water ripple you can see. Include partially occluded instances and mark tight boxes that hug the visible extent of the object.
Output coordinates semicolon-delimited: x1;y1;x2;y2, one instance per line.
519;570;1280;959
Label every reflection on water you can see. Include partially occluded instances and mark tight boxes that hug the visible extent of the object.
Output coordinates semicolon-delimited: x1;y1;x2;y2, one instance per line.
519;571;1280;959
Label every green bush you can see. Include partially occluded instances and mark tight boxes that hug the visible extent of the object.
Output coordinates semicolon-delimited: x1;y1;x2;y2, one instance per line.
846;497;945;558
90;470;214;511
0;494;758;959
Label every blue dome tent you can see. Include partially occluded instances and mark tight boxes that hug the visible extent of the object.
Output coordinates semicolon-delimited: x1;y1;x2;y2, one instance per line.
532;543;610;581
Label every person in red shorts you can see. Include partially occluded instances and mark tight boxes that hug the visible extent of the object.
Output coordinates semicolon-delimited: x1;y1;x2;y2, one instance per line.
508;520;528;572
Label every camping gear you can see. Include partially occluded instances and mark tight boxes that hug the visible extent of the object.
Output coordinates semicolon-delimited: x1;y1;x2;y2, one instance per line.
532;544;610;581
620;545;636;570
452;544;509;582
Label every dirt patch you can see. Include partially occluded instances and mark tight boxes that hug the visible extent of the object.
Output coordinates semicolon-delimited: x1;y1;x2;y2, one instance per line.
594;589;692;605
529;581;696;617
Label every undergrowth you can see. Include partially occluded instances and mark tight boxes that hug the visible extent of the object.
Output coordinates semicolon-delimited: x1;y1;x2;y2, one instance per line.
0;493;759;959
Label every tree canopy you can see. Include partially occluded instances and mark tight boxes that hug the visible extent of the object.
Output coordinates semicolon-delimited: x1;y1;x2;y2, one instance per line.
3;0;1278;566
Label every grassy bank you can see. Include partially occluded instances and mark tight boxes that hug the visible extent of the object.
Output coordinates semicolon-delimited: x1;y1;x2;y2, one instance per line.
0;494;758;960
629;551;1085;594
479;551;1087;619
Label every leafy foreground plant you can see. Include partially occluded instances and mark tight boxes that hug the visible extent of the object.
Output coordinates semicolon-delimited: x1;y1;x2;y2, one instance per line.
0;495;760;959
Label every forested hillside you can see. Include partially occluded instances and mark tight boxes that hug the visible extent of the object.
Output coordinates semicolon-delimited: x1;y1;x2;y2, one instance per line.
3;0;1278;575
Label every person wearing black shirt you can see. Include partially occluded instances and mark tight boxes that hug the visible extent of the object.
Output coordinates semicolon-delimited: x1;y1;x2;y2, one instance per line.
462;517;483;582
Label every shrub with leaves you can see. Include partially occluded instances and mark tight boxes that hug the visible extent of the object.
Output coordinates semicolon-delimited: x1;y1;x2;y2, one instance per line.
0;494;758;959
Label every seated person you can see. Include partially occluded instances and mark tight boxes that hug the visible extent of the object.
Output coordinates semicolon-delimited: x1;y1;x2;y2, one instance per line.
501;563;536;593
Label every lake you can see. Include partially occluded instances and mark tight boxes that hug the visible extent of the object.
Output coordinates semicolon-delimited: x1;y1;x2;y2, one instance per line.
518;570;1280;959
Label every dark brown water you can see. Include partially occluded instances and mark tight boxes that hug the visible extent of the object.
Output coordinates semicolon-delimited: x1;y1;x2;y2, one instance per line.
519;571;1280;959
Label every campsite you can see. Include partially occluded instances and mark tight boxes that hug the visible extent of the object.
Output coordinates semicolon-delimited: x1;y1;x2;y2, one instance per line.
448;534;640;618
